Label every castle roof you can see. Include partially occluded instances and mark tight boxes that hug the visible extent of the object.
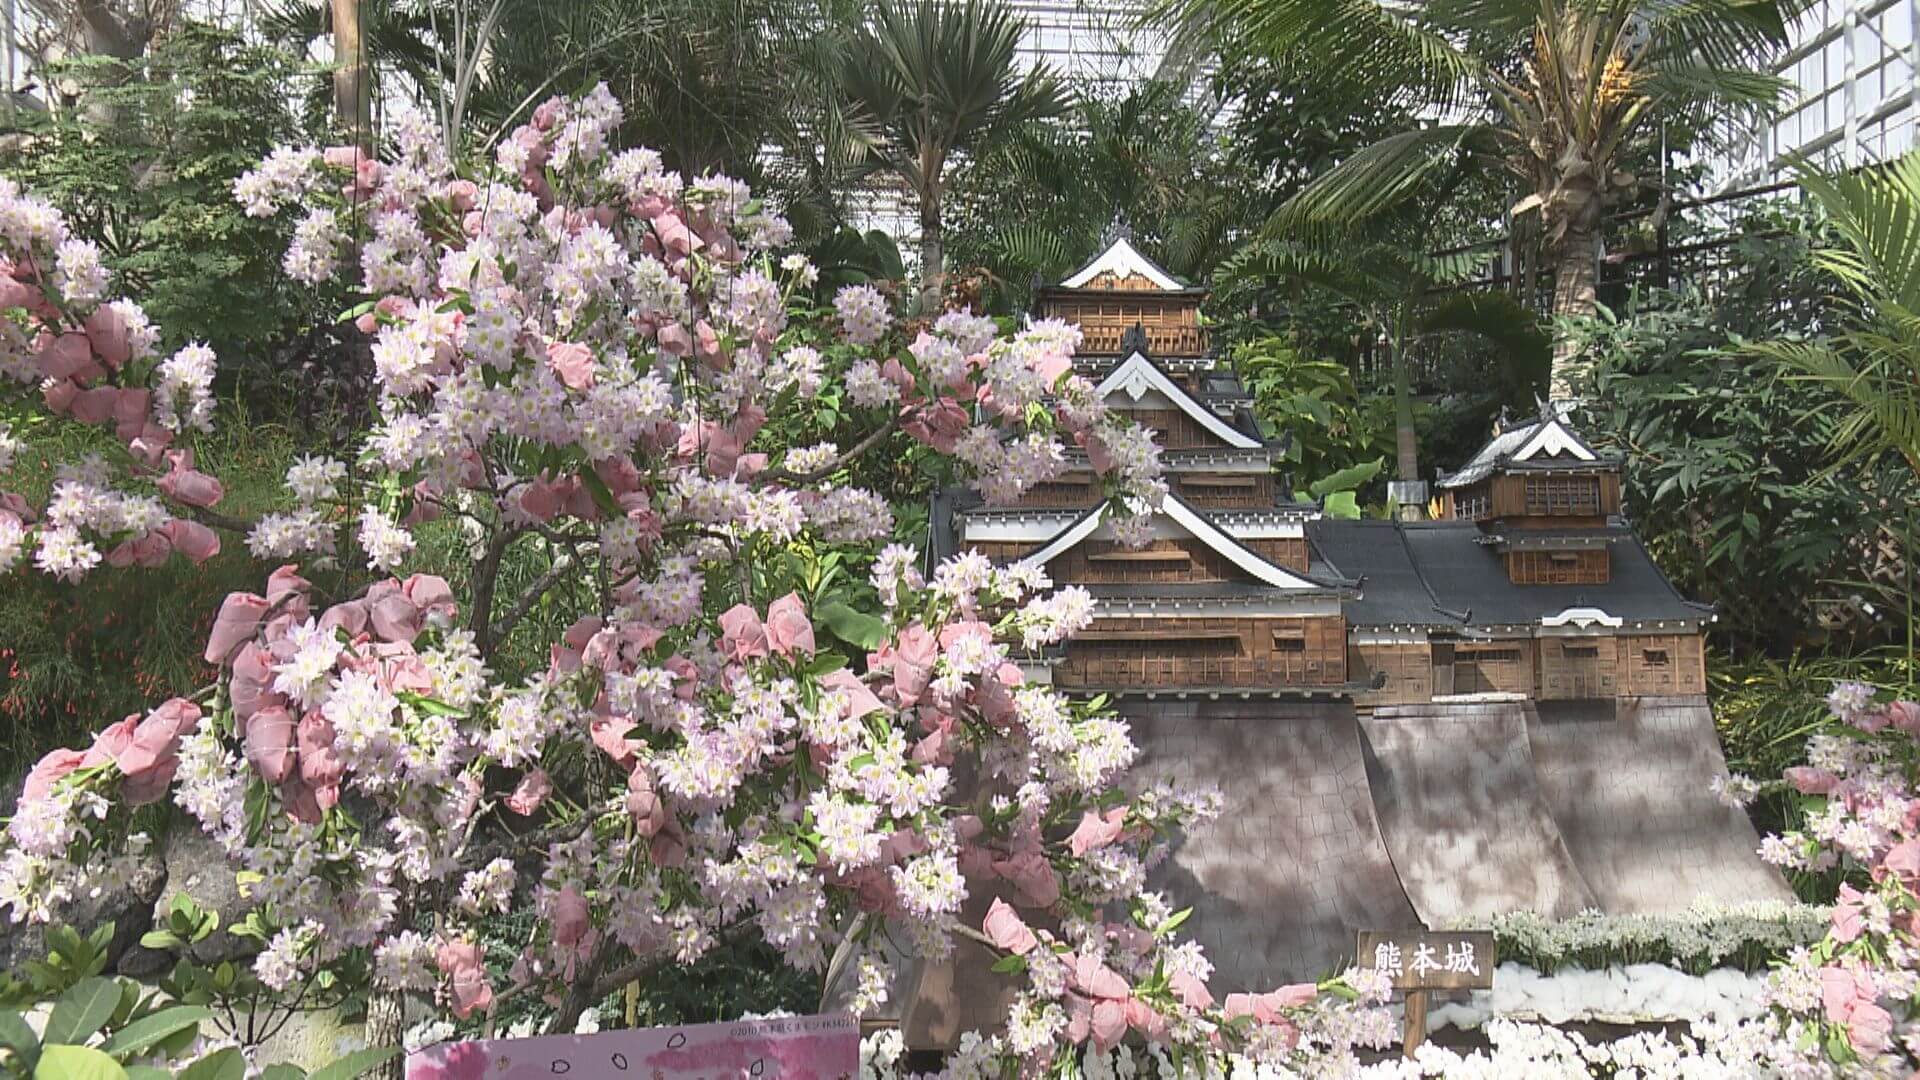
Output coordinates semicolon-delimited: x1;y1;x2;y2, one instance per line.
1055;235;1196;293
1439;408;1618;489
1307;519;1712;630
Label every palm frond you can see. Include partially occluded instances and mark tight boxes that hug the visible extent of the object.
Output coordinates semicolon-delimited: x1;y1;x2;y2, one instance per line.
1267;123;1484;233
1794;153;1920;313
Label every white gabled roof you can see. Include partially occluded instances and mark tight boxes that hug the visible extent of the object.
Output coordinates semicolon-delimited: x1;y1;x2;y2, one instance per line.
1060;236;1185;291
1440;412;1604;489
1095;352;1263;450
1015;497;1320;590
1540;606;1624;629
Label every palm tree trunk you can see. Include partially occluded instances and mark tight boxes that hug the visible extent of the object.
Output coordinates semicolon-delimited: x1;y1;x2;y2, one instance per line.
1548;224;1599;401
919;191;944;313
1390;314;1417;483
332;0;370;145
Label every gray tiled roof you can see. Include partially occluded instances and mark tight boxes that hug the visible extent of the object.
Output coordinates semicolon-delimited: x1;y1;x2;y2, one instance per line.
1309;519;1707;629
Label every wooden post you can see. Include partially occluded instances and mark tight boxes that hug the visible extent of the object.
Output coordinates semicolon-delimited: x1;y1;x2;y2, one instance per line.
1402;987;1429;1057
331;0;369;143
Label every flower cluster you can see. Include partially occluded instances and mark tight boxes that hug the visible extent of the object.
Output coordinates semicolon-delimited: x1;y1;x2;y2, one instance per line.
1463;900;1830;976
0;85;1364;1073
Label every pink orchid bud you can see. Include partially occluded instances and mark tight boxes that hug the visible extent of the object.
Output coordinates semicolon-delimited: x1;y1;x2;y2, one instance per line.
1067;806;1128;858
657;322;692;358
266;565;312;610
982;898;1038;956
1784;766;1839;795
820;669;884;722
21;748;88;804
36;332;93;381
665;654;700;700
545;340;597;390
0;493;31;523
84;304;132;369
552;887;591;950
319;599;370;638
1090;1000;1128;1051
444;179;479;211
402;574;457;626
764;592;815;658
551;616;603;676
158;451;225;508
41;378;78;415
107;530;172;569
594;455;642;497
205;592;270;665
1832;883;1867;943
230;643;285;723
1169;969;1213;1010
243;706;298;784
591;712;639;768
718;603;770;663
993;850;1061;909
115;698;199;805
69;387;119;425
434;940;494;1019
296;710;344;798
506;768;553;816
369;592;423;644
627;765;670;838
0;274;41;312
161;519;219;564
1881;839;1920;884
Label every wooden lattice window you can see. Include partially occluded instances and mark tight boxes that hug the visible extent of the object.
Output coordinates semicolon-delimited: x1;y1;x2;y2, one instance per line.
1524;476;1602;516
1272;630;1307;653
1454;489;1491;520
1642;649;1671;666
1458;647;1521;664
1562;644;1601;659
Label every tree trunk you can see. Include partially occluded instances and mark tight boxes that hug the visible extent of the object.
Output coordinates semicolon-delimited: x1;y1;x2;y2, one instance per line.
332;0;370;145
918;190;943;314
1548;224;1599;402
364;987;407;1080
1390;314;1418;484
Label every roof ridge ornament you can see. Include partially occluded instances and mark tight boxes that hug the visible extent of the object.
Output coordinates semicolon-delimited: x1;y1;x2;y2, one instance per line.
1119;321;1150;359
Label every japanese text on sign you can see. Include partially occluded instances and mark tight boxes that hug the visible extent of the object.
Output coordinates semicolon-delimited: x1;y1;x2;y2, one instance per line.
1356;930;1496;991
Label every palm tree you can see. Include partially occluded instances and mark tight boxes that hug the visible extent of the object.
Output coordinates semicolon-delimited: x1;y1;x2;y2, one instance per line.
1225;229;1546;495
1756;154;1920;484
1160;0;1801;398
943;80;1252;307
836;0;1069;309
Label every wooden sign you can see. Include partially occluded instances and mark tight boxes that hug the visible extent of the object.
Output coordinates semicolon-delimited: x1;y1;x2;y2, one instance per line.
1357;930;1495;1057
405;1013;858;1079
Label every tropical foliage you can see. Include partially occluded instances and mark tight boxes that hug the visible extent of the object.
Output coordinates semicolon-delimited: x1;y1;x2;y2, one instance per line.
1158;0;1802;393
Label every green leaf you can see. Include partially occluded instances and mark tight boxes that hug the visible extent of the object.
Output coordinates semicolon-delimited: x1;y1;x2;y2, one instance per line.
395;692;465;719
1153;908;1194;937
45;978;120;1046
259;1066;307;1080
306;1047;401;1080
124;1068;172;1080
0;1010;40;1068
1322;491;1362;519
817;601;887;650
989;955;1028;974
1308;459;1384;498
136;931;182;952
578;465;621;518
35;1046;125;1080
98;1006;210;1060
179;1047;246;1080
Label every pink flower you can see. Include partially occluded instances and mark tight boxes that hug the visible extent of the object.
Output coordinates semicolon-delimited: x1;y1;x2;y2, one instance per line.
1168;969;1213;1011
1882;840;1920;885
1888;700;1920;736
161;520;220;564
402;574;457;625
1070;953;1131;1000
244;706;298;784
764;592;815;658
506;769;552;816
545;341;597;390
21;748;88;804
1820;965;1892;1055
876;624;937;707
718;603;769;662
296;711;344;807
1090;999;1127;1052
992;850;1060;908
1833;883;1868;943
1066;806;1127;857
627;765;670;838
368;586;423;644
83;304;131;369
36;332;93;381
982;898;1038;956
819;669;885;722
1784;766;1838;795
205;592;270;665
114;698;200;805
434;941;494;1019
230;643;285;723
1123;998;1169;1044
552;888;592;950
157;450;224;508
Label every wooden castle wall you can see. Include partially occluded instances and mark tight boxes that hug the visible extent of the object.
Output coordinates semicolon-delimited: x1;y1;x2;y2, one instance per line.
1124;408;1225;451
1507;550;1611;585
1044;294;1209;356
962;533;1308;576
1054;615;1347;689
1173;473;1278;508
1537;637;1621;700
1349;643;1434;706
1450;641;1535;695
1619;634;1706;696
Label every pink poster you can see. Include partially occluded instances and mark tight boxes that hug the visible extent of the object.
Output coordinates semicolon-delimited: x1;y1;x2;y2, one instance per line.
405;1013;860;1080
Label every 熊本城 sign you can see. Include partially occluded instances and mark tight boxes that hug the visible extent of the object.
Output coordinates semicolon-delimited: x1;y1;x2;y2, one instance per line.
1357;929;1496;991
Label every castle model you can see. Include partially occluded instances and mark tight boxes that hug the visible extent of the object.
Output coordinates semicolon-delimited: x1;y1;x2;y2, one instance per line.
890;236;1793;1048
